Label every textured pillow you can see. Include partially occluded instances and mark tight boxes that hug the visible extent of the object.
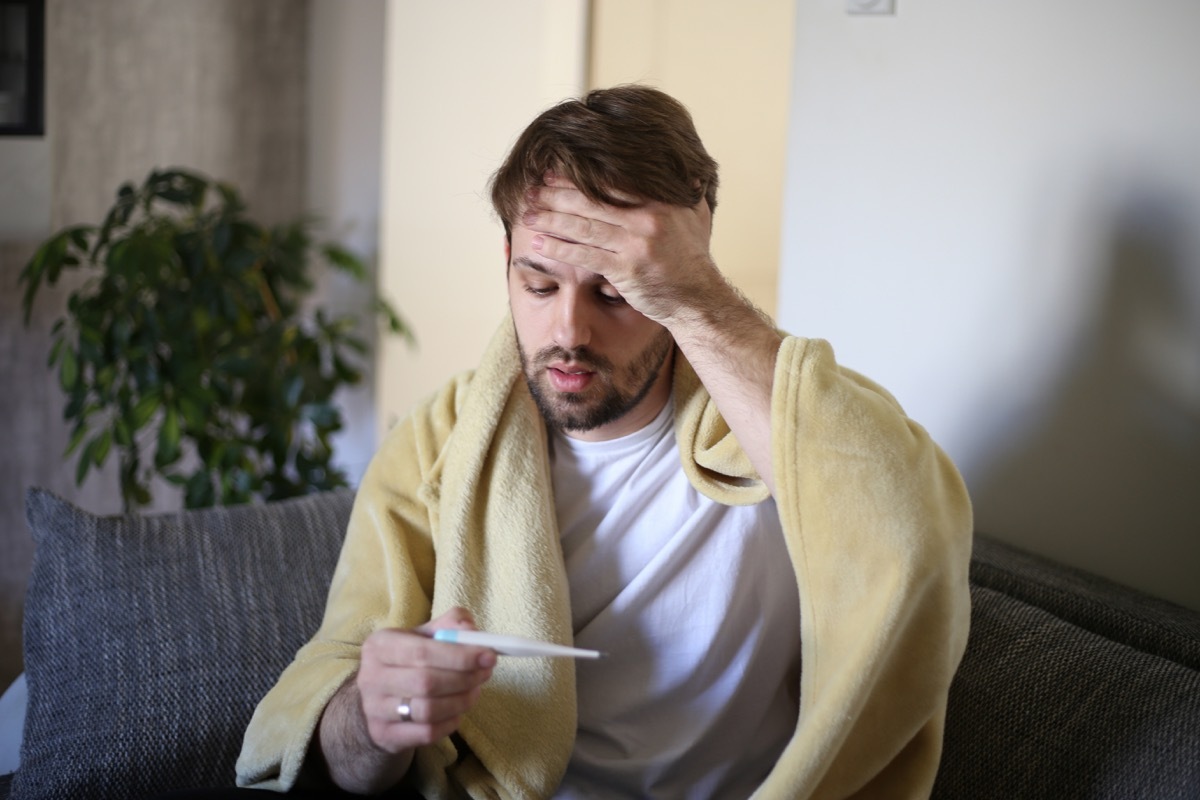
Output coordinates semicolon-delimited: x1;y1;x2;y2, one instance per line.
13;487;354;800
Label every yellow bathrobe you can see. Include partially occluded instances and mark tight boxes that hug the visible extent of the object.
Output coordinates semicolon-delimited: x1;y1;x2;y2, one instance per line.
236;319;973;799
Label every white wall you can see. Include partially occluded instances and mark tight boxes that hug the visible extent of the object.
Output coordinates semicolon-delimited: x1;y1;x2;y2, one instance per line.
376;0;588;430
779;1;1200;609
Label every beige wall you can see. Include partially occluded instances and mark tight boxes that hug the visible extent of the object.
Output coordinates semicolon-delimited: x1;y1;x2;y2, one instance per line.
589;0;796;318
375;0;589;430
374;0;794;428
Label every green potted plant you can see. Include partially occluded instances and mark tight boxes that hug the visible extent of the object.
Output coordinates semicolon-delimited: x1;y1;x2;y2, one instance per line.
19;167;410;511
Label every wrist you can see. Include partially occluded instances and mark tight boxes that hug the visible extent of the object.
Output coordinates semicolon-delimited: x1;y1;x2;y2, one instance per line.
665;271;778;354
317;676;414;795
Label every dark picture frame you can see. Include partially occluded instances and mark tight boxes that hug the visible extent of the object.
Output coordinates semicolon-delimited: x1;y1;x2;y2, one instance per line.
0;0;45;136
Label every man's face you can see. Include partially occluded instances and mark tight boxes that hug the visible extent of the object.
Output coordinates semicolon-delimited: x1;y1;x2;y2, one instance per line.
507;221;674;441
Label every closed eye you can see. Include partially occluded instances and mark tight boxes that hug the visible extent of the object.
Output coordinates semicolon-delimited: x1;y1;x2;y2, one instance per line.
598;287;625;305
525;284;556;297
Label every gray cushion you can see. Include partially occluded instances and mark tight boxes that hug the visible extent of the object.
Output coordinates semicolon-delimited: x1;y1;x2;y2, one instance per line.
934;535;1200;799
12;488;354;800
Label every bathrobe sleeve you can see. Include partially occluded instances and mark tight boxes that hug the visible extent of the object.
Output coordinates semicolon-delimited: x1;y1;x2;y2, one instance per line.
753;336;974;800
234;374;468;791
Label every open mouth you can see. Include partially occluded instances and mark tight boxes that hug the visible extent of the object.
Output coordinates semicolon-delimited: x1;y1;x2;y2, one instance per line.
547;364;596;393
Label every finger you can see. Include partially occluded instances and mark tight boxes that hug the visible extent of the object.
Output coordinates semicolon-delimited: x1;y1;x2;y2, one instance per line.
363;628;495;672
379;661;493;697
528;184;629;228
415;605;477;635
523;209;620;252
356;661;492;747
370;714;463;752
365;699;465;752
361;677;487;751
381;685;483;728
415;607;500;671
530;234;611;276
542;170;572;188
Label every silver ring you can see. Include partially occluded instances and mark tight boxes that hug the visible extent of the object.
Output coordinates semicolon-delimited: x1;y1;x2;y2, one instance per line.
396;699;413;723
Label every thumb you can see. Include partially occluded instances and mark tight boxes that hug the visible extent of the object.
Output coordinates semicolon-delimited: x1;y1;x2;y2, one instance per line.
416;606;478;636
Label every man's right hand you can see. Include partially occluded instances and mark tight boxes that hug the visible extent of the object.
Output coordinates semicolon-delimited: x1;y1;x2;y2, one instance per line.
358;606;497;751
317;607;496;794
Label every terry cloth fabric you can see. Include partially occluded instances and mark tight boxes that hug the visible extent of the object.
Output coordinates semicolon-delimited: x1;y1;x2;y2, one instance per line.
237;317;974;800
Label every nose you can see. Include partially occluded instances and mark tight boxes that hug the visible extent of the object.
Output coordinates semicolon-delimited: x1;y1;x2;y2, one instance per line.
552;289;593;351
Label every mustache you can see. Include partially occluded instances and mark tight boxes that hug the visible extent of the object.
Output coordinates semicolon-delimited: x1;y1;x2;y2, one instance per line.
531;345;614;373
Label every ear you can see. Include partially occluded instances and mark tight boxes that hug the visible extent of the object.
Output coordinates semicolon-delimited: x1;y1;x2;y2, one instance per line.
503;237;511;264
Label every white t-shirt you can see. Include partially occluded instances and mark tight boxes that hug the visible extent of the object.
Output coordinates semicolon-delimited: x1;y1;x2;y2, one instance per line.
551;400;801;799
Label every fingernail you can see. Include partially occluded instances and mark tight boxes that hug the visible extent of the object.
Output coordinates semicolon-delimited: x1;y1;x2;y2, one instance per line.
531;235;544;251
522;209;538;225
478;651;497;669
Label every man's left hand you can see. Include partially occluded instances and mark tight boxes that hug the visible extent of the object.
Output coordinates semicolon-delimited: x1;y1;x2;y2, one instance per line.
522;174;783;497
522;174;722;326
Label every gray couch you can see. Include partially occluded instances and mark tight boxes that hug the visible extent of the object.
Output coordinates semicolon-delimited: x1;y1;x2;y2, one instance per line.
2;488;1198;799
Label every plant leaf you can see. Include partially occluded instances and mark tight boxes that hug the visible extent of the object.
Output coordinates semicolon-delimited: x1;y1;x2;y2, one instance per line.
283;373;304;409
184;470;215;509
32;167;416;510
47;336;65;368
63;420;89;458
92;429;113;466
132;482;153;507
131;393;161;429
94;185;138;259
376;297;414;343
322;243;367;280
20;227;88;324
59;347;79;392
303;402;340;430
150;169;209;208
155;406;181;468
75;440;95;486
179;394;207;431
114;418;132;447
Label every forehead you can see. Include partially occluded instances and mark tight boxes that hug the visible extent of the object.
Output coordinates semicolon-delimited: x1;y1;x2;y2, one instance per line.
508;227;609;285
510;255;611;288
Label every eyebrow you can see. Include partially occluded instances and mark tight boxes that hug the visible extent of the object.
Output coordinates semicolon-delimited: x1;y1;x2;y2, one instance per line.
512;256;554;276
512;256;611;287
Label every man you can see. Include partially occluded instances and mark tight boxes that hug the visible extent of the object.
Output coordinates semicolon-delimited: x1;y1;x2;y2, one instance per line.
237;85;973;799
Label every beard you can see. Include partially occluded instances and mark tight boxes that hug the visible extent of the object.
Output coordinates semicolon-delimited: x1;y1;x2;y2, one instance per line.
517;330;674;434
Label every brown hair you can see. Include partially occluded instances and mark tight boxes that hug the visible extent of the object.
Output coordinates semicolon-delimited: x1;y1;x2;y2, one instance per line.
489;85;719;239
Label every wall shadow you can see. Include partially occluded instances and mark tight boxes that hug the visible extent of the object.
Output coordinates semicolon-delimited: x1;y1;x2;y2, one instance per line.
970;186;1200;610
